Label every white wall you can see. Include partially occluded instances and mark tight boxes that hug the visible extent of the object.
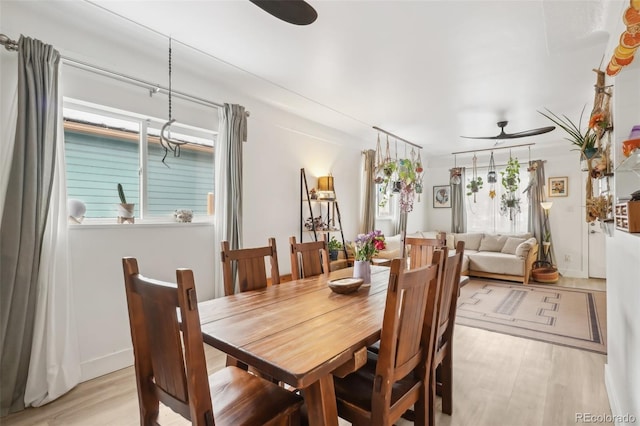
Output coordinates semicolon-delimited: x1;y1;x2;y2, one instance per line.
605;59;640;422
2;1;366;381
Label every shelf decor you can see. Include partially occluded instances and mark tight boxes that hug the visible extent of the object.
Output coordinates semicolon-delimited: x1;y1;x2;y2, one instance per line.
539;69;613;222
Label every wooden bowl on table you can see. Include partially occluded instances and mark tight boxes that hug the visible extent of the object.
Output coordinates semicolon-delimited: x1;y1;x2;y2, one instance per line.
328;278;364;294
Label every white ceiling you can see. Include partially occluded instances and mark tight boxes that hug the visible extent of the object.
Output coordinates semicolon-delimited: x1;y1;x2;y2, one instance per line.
54;1;629;156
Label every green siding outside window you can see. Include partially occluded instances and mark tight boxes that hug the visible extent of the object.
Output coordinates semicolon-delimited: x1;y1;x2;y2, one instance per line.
65;129;214;219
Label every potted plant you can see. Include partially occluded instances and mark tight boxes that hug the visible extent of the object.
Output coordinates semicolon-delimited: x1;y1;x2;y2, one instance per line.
328;236;343;261
538;106;603;159
117;183;135;223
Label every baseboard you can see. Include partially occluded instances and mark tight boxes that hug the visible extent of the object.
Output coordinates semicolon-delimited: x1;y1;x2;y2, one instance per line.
557;267;587;278
80;348;133;382
605;364;621;425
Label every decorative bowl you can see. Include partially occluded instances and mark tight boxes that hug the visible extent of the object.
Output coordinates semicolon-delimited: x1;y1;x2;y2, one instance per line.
328;278;364;294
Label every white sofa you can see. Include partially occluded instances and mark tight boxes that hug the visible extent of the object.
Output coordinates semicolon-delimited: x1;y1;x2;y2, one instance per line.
378;231;539;284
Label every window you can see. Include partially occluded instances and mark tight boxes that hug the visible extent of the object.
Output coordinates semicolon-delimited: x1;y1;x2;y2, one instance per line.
465;165;530;234
64;100;215;220
376;184;396;220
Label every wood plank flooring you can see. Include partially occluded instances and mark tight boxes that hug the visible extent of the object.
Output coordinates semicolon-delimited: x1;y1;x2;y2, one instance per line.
3;277;609;426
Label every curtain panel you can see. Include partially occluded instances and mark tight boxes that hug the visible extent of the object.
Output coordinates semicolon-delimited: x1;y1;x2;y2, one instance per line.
213;104;247;298
1;36;62;415
526;160;555;264
451;167;466;233
359;149;376;234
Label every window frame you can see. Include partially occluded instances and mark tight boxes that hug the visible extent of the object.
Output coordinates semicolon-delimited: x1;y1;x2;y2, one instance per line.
63;98;216;224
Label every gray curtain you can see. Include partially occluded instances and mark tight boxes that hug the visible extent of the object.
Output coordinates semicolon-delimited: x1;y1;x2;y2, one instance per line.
526;160;555;264
213;103;247;297
359;150;376;234
1;36;60;415
451;167;466;233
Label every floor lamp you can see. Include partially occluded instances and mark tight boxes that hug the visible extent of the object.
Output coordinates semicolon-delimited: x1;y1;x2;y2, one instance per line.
541;201;553;263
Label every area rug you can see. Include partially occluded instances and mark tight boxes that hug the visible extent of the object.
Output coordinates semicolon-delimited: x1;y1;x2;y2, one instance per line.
456;279;607;354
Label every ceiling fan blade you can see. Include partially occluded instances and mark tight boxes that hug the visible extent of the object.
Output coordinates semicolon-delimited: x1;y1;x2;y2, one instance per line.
505;126;556;138
460;135;503;140
460;121;556;140
249;0;318;25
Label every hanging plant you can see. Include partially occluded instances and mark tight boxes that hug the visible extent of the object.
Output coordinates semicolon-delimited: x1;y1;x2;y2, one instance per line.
466;177;483;196
499;156;521;221
466;153;482;202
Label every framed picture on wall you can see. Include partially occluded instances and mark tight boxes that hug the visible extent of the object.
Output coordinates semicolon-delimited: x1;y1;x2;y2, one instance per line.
548;176;568;197
433;185;451;208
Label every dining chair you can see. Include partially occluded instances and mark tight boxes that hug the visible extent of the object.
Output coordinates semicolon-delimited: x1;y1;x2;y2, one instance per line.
332;258;440;426
406;233;446;269
289;235;330;280
428;240;465;426
121;257;302;426
220;237;280;296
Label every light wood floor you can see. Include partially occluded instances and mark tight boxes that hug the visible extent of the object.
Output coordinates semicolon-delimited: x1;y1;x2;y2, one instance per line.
3;277;609;426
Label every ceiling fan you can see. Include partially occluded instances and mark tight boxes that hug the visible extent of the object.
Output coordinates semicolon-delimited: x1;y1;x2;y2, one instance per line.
461;121;555;141
249;0;318;25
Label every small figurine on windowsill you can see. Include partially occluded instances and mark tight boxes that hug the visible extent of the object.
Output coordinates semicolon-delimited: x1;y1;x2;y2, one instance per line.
309;188;317;200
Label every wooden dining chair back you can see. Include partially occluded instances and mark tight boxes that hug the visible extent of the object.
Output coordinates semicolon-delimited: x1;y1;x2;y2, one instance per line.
220;237;280;296
406;233;446;269
333;258;440;425
428;240;465;426
289;236;330;280
122;257;302;426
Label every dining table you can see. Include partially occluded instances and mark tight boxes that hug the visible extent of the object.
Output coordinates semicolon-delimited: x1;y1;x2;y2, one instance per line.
197;265;391;426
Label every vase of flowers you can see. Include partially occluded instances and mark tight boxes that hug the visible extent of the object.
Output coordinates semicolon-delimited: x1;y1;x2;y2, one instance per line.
349;230;386;284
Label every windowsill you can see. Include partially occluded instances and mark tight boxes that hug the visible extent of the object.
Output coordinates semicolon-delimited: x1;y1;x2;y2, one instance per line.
69;217;214;229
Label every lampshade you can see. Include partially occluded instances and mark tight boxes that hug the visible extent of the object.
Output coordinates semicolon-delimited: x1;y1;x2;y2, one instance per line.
541;201;553;210
317;175;334;192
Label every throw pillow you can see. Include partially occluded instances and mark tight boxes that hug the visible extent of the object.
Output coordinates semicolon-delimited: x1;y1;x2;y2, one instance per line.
478;234;508;252
453;233;483;251
515;237;538;258
501;237;526;255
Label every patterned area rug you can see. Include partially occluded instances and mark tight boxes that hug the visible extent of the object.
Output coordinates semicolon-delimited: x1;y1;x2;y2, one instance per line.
456;279;607;354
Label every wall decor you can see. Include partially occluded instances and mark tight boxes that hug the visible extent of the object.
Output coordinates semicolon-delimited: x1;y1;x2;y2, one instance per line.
433;185;451;208
548;176;568;197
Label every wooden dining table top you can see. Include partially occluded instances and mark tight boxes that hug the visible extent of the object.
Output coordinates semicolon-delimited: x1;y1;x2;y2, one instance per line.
197;265;391;425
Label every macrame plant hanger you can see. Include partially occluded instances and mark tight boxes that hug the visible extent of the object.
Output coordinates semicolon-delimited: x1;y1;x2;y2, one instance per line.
159;37;186;166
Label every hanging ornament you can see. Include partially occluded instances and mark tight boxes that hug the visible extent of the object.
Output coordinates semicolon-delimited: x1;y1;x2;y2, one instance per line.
487;151;497;183
159;37;187;166
450;155;462;185
415;148;424;201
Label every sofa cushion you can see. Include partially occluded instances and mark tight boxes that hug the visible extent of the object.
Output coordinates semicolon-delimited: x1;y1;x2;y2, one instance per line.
468;252;524;276
478;234;508;252
453;233;483;251
460;250;476;274
501;237;526;255
515;237;538;259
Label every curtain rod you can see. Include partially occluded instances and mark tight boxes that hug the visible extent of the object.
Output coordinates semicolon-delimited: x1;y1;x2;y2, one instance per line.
373;126;421;149
451;142;534;155
1;33;236;112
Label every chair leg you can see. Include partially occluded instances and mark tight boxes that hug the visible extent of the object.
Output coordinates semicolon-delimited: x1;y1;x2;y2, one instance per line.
428;366;436;426
441;353;453;415
412;383;428;426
